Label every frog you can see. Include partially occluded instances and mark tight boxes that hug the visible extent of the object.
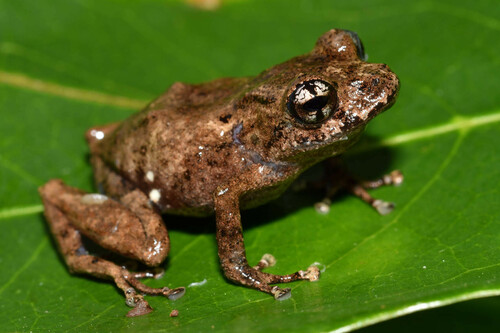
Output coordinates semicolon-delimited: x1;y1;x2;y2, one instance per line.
39;29;401;317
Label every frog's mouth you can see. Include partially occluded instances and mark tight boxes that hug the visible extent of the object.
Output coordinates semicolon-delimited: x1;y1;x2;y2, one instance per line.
282;125;365;166
366;82;399;121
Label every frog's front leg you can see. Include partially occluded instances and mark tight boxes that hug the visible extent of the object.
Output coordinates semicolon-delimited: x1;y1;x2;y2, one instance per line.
214;182;320;300
38;179;185;317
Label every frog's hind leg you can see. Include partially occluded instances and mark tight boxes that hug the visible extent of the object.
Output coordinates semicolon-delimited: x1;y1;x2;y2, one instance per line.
39;179;185;317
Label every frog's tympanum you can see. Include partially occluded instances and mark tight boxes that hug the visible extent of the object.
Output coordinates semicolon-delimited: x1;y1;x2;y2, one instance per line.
39;29;401;317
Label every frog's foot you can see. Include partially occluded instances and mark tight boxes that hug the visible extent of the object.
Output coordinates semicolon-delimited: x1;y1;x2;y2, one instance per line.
347;170;403;215
125;273;186;301
318;160;404;215
223;261;320;300
64;255;185;317
252;253;319;280
215;177;323;301
360;170;404;189
248;253;319;299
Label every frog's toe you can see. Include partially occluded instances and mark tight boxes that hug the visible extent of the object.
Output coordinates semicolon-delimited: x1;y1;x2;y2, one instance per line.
372;199;395;215
271;286;292;301
300;265;320;281
164;287;186;300
253;253;277;271
388;170;404;186
314;199;332;215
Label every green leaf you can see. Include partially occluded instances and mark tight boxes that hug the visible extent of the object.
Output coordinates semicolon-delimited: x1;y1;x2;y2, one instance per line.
0;0;498;331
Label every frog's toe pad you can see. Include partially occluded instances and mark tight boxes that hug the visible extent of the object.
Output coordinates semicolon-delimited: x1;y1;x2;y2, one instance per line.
373;199;394;215
301;266;321;281
260;253;277;267
314;199;331;215
388;170;404;186
165;287;186;300
272;286;292;301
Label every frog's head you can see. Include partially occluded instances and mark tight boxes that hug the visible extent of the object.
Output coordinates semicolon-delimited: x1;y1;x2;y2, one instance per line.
237;29;399;165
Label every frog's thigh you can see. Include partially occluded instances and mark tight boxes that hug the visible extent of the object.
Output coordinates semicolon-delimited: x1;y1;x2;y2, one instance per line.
39;179;169;267
39;179;184;316
39;180;140;295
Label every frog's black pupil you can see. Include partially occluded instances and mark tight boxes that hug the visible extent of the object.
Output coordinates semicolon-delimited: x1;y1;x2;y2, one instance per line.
287;79;337;125
303;96;328;112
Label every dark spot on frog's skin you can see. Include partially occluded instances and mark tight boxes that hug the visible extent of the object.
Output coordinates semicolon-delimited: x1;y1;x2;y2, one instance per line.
317;133;327;142
353;79;369;91
343;114;363;128
250;134;259;145
61;230;68;238
207;159;217;167
92;258;99;264
215;142;229;152
219;114;232;123
373;78;380;86
140;145;147;155
273;123;286;139
184;170;191;181
298;135;309;144
265;122;286;149
237;94;276;109
139;117;149;127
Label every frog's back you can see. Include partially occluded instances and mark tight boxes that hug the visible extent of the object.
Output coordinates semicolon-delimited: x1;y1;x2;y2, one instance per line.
86;77;252;216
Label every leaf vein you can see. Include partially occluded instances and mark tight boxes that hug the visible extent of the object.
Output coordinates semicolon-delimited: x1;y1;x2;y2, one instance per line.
0;204;43;220
0;155;42;186
0;70;148;109
325;133;465;270
0;239;48;296
353;111;500;154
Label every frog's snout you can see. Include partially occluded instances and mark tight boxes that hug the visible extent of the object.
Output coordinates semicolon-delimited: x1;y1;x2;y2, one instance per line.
385;69;400;107
360;64;400;121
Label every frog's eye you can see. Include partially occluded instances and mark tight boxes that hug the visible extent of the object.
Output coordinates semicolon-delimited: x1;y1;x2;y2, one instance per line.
287;80;337;125
345;30;367;61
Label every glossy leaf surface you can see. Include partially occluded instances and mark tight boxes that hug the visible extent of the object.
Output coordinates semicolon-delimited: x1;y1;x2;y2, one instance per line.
0;0;498;331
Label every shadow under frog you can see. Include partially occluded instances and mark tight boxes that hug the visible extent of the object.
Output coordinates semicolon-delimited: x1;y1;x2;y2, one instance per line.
39;29;401;317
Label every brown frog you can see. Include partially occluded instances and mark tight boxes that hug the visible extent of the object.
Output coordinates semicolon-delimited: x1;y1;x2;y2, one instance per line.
39;29;401;317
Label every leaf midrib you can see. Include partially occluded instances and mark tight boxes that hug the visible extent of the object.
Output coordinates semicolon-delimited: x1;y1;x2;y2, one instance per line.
0;69;148;109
